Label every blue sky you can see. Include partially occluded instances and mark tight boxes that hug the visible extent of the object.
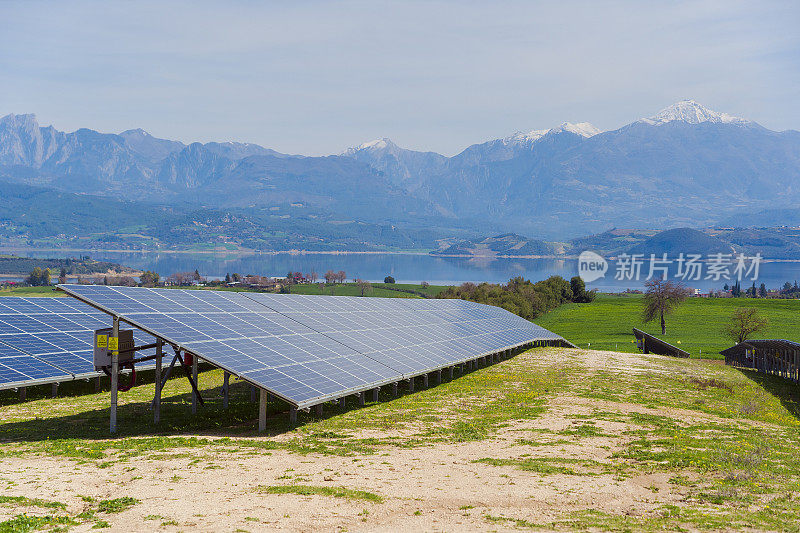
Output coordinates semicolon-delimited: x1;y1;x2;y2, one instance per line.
1;1;798;155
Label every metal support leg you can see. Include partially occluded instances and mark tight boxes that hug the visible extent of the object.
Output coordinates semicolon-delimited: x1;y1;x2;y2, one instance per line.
95;376;101;392
18;387;26;401
110;316;119;434
223;372;230;409
251;385;257;403
315;404;323;416
289;406;298;426
449;366;454;380
51;383;58;398
154;340;162;424
422;374;429;388
259;388;267;432
338;396;346;408
191;355;199;414
392;382;398;398
358;392;365;406
372;387;379;402
408;377;415;392
436;370;441;384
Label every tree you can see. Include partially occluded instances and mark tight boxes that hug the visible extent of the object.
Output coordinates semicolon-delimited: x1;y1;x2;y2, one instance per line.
309;271;318;283
384;275;395;284
324;270;335;284
731;280;742;297
758;283;767;298
27;267;49;286
231;273;242;283
570;276;597;303
58;268;67;285
642;279;689;335
225;273;231;284
357;279;372;296
336;270;347;284
421;281;429;288
139;270;160;287
723;307;768;344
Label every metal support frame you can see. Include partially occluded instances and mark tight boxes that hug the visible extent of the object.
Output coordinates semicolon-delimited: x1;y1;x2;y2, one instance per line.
422;373;429;388
408;377;415;392
338;396;346;408
372;387;379;402
51;382;58;398
315;404;323;416
18;387;26;401
289;406;298;426
259;388;267;432
154;339;162;424
449;366;454;380
191;354;199;414
358;391;365;406
223;371;230;409
110;316;120;434
392;382;398;397
250;385;257;403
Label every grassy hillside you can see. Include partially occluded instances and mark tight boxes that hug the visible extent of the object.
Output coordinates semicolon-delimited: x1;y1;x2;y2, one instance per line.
0;348;798;530
536;293;800;358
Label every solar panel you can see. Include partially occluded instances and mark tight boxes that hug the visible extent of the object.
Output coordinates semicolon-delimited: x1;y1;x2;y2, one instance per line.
58;284;568;407
0;296;159;390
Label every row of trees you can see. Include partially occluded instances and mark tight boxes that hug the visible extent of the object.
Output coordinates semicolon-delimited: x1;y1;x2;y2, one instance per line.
436;275;596;321
722;280;800;299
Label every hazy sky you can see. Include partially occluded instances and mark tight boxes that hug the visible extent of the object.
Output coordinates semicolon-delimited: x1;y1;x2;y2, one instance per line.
1;1;798;155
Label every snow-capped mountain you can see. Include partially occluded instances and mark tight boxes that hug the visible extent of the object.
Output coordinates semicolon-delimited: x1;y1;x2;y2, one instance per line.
1;101;799;239
342;137;447;191
640;99;752;126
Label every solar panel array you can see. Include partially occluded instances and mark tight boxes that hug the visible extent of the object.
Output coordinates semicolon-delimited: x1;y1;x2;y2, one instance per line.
0;296;155;390
59;284;566;408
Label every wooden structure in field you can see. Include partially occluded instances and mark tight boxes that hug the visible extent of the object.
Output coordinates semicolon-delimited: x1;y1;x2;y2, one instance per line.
720;339;800;383
632;328;690;358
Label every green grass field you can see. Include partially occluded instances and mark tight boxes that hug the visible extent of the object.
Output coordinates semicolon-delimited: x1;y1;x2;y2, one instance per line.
0;285;61;297
536;293;800;358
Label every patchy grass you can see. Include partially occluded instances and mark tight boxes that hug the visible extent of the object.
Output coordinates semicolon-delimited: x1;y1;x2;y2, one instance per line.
97;497;139;513
3;346;800;530
255;484;384;503
0;514;77;532
0;495;66;509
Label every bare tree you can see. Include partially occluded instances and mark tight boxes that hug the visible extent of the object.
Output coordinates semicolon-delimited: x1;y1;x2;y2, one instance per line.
309;271;318;283
324;270;335;284
642;279;690;335
356;279;372;296
336;270;347;284
723;307;769;344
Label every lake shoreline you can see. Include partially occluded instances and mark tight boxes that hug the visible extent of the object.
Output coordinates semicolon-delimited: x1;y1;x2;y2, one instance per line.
3;247;800;263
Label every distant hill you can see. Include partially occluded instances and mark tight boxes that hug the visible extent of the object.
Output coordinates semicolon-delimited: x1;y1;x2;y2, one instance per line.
626;228;735;257
0;255;136;275
567;228;659;257
431;233;555;257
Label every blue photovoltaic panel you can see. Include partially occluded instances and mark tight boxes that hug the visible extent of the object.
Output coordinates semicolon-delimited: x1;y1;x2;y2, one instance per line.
0;296;159;390
58;284;568;407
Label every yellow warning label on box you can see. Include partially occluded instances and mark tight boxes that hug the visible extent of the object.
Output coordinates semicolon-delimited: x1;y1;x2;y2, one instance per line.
96;335;107;349
108;337;119;351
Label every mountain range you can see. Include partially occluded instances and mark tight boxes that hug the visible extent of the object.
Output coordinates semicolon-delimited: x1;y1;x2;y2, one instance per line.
1;100;799;249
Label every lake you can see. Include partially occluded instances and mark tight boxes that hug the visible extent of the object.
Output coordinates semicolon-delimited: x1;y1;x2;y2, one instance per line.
6;249;800;292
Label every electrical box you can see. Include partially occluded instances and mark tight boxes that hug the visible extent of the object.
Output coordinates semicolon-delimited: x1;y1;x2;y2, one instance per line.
94;328;134;370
